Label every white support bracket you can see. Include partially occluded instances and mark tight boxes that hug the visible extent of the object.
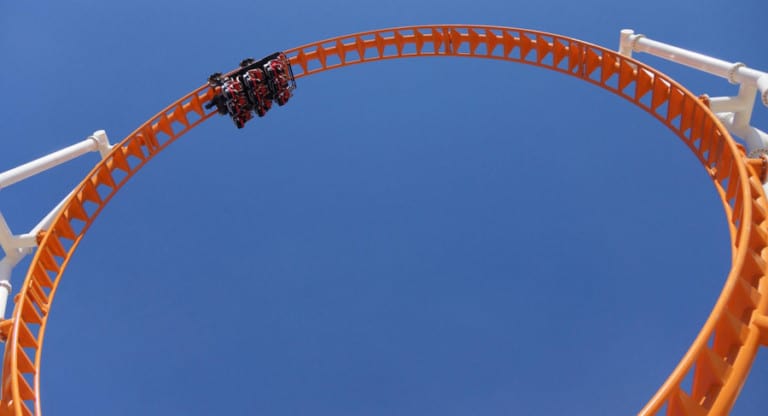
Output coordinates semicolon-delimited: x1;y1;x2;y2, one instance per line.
0;130;113;320
0;210;38;321
618;29;768;177
0;130;112;191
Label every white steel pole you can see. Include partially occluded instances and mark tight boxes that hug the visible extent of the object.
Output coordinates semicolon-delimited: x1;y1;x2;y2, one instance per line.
0;213;14;253
0;249;26;320
0;258;13;320
0;211;39;252
717;113;768;154
0;131;113;320
619;29;768;107
759;76;768;106
0;138;99;190
0;247;32;320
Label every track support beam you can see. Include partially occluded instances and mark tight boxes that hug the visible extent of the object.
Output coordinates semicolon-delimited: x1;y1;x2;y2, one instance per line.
0;131;113;320
619;29;768;173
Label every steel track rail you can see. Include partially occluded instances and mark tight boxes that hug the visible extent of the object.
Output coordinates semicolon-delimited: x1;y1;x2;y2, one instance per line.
1;25;766;416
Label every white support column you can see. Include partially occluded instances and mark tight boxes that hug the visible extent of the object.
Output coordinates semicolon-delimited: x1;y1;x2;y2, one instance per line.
717;113;768;155
618;29;636;57
731;84;758;130
618;29;768;106
709;96;750;114
0;139;97;191
0;258;13;320
0;130;114;321
0;212;37;251
759;75;768;107
90;130;113;159
0;210;37;320
0;213;14;254
0;131;113;191
0;246;33;320
618;29;768;158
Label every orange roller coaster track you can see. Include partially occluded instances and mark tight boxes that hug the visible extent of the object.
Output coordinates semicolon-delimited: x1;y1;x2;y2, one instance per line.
1;25;767;416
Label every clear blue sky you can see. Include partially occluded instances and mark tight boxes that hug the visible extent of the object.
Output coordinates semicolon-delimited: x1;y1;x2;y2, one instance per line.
2;0;767;415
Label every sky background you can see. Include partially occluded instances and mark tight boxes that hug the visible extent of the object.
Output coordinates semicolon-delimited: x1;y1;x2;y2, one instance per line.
2;0;768;415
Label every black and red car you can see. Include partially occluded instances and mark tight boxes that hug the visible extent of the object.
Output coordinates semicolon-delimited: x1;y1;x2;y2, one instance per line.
205;52;296;128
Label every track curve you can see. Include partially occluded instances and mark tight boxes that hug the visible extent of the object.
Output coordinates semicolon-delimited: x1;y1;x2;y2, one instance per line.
2;25;767;416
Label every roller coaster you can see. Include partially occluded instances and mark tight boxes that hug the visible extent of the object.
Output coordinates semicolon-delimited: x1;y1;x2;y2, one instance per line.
0;25;767;415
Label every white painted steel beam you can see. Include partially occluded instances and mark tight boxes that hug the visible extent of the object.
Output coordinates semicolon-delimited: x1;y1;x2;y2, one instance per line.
619;29;768;159
0;130;113;321
619;29;768;107
0;131;112;191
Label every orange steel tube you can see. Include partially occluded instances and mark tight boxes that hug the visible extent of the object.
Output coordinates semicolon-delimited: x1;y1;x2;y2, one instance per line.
1;25;766;416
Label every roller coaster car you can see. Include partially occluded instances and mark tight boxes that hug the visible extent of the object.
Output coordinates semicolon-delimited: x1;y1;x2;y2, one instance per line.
265;56;294;106
204;52;296;128
243;68;272;117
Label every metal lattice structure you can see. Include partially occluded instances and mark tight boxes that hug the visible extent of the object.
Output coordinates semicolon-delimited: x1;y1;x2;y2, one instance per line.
1;25;767;415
